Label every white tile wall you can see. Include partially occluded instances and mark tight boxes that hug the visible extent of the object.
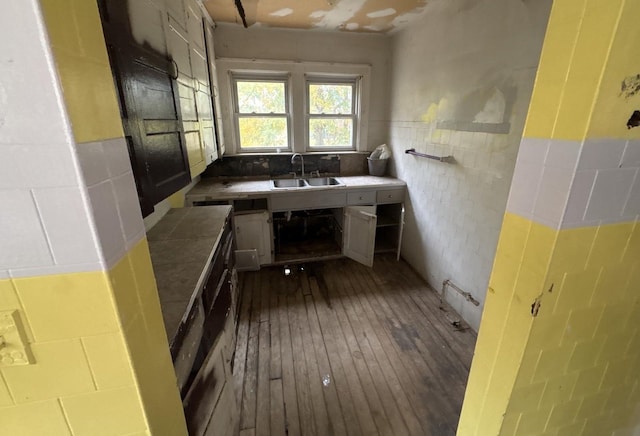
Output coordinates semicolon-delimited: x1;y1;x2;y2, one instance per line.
558;139;639;229
621;140;640;168
103;138;132;178
0;190;53;271
77;138;145;267
389;121;517;331
505;137;640;229
112;171;145;250
32;187;101;267
623;173;640;217
87;181;127;268
0;145;79;189
577;139;626;170
0;0;72;147
563;170;597;226
532;166;574;228
76;142;110;187
584;168;636;222
506;160;544;219
0;0;143;279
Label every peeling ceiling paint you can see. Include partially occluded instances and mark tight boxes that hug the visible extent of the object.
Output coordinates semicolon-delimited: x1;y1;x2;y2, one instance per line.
203;0;428;33
270;8;293;17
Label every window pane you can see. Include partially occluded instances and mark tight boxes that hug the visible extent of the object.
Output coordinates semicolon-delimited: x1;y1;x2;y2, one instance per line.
309;118;353;147
238;117;288;148
309;84;353;115
237;81;286;114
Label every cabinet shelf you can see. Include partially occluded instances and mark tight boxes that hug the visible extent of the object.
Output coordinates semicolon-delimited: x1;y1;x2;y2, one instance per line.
376;215;400;227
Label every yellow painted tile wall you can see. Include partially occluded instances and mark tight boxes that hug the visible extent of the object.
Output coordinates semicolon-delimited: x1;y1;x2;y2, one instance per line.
459;217;640;435
461;0;640;434
0;273;144;435
0;238;188;435
39;0;124;143
457;214;556;435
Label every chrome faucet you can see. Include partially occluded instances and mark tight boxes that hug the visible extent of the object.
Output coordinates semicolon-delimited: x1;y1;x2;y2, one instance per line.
291;153;305;178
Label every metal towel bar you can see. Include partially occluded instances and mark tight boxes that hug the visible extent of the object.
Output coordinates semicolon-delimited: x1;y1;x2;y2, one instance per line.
405;148;454;163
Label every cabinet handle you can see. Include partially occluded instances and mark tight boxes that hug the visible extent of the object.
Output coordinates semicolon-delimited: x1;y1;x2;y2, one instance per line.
359;196;363;200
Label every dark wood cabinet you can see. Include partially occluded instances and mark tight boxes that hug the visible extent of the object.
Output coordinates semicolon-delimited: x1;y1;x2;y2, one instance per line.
98;0;191;216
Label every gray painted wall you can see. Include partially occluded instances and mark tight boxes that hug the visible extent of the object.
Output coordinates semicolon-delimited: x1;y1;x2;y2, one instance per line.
388;0;552;330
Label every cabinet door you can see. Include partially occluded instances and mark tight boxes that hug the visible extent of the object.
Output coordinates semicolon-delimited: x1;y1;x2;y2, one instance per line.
234;211;273;265
343;206;377;267
204;23;226;157
396;204;405;261
99;0;191;216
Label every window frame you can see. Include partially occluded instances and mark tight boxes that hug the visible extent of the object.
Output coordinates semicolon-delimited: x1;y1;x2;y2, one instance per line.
231;73;292;152
305;77;359;151
217;59;371;155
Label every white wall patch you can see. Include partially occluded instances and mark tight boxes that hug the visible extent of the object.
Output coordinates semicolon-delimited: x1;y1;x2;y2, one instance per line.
367;8;396;19
270;8;294;17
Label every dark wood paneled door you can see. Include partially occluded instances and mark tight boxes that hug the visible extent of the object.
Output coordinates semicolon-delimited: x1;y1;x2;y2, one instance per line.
98;0;191;216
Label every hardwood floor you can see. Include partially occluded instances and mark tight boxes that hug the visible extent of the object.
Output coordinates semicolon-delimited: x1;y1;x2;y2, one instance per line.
233;254;477;436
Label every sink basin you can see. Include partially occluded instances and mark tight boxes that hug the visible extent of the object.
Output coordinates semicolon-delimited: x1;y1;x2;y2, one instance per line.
272;179;307;189
305;177;342;186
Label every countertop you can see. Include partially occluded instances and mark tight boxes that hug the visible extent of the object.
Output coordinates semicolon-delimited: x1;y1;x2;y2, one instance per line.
186;176;406;202
147;205;232;344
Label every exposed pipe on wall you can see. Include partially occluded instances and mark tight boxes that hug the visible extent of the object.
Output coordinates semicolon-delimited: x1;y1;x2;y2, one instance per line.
441;279;480;307
439;279;480;330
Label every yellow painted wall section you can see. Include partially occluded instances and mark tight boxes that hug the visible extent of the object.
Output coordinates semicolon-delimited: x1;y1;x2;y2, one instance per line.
40;0;124;143
0;239;188;435
457;213;556;435
460;0;640;434
0;272;143;435
501;222;640;435
109;239;188;435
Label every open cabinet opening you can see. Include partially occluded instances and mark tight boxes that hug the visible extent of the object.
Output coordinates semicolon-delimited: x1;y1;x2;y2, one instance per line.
273;208;343;263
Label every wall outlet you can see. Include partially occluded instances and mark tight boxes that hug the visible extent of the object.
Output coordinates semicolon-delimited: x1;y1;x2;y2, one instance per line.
0;310;34;366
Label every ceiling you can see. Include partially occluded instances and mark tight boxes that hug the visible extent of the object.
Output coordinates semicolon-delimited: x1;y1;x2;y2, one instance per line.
202;0;429;33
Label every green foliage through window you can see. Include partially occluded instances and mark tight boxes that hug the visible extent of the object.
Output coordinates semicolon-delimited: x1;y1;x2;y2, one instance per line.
235;79;288;149
308;81;356;148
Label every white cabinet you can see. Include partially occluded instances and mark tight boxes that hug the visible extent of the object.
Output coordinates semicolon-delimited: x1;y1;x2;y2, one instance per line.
343;206;377;267
342;203;405;267
234;211;273;266
204;22;226;157
165;0;218;175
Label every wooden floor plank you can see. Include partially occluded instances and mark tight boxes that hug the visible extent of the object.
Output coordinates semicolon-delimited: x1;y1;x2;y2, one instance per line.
269;270;282;381
308;269;380;436
234;255;477;436
338;263;424;435
351;261;460;434
287;274;318;436
256;317;271;436
303;287;350;436
240;272;261;431
277;293;301;436
321;265;394;435
366;258;473;407
296;272;331;436
346;264;445;433
307;273;363;436
234;272;255;407
327;264;409;436
270;378;286;436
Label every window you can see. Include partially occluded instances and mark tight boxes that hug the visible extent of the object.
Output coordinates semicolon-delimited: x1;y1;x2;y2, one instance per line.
219;59;370;154
307;79;357;150
233;76;289;150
